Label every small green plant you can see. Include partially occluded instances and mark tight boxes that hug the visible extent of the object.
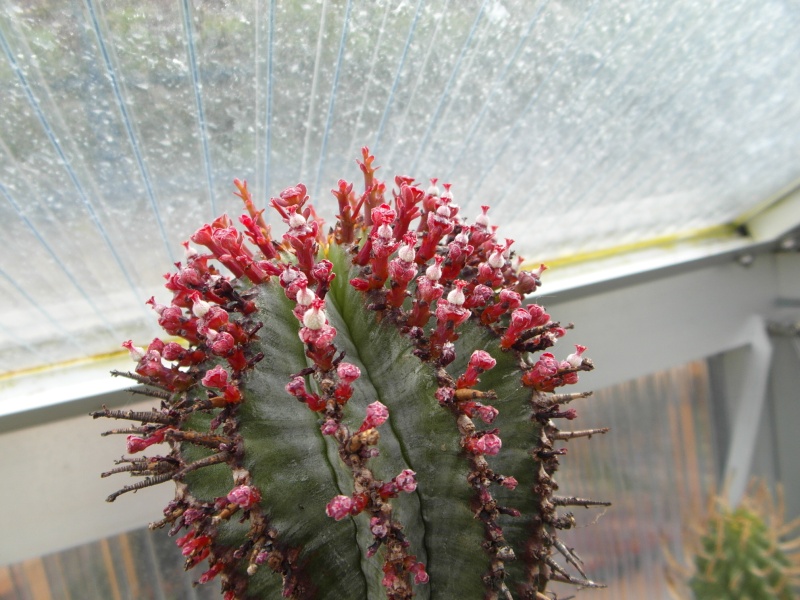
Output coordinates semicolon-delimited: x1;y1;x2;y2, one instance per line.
670;483;800;600
94;149;608;599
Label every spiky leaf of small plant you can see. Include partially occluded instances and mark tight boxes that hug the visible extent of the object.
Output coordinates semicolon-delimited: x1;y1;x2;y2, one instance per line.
686;484;800;600
95;149;609;599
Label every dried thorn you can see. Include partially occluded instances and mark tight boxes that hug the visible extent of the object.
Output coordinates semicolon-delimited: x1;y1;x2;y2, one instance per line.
164;430;232;449
101;426;149;437
549;571;606;589
551;427;609;441
110;370;155;386
172;451;230;479
551;496;612;508
127;387;173;401
106;473;174;502
533;391;593;410
90;406;176;425
552;537;587;579
515;322;565;344
101;462;159;478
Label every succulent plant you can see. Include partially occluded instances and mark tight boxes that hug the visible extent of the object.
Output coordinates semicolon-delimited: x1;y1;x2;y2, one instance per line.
94;149;608;599
678;483;800;600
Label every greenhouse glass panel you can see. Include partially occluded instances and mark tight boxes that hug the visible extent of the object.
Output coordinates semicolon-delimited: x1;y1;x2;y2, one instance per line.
1;0;799;375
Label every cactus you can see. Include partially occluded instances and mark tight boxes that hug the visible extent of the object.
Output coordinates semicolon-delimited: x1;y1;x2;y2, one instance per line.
684;484;800;600
94;149;608;599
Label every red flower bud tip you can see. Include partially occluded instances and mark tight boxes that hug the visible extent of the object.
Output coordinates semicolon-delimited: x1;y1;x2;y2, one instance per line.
349;277;371;292
180;533;211;556
126;427;169;454
371;203;396;227
562;408;578;420
410;561;429;585
337;362;361;383
122;340;146;361
198;561;224;584
279;183;308;205
566;344;588;368
325;495;354;520
358;401;389;433
201;365;229;389
467;433;502;455
227;485;261;509
456;349;497;388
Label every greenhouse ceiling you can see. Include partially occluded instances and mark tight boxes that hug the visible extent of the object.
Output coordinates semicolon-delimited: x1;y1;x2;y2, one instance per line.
1;0;800;377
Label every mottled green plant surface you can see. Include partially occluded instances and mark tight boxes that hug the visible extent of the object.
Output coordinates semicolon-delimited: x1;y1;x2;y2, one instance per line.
95;150;607;599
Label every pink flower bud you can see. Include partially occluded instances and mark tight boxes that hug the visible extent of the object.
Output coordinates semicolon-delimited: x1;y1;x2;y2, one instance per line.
337;362;361;383
325;495;354;520
320;419;339;435
475;404;499;424
210;331;235;355
394;469;417;493
161;342;185;361
469;350;496;371
285;376;307;397
468;433;502;455
201;365;229;389
501;476;518;490
227;485;261;509
358;401;389;433
435;386;455;405
527;304;550;327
